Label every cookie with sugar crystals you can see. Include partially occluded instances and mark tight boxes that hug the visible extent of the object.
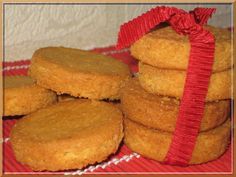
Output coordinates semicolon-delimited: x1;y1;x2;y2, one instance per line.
138;63;231;101
131;25;232;72
120;78;230;132
10;99;123;171
29;47;131;100
124;118;230;164
4;76;57;116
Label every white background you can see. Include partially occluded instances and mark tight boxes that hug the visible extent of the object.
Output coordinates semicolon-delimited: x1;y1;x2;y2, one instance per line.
4;4;233;61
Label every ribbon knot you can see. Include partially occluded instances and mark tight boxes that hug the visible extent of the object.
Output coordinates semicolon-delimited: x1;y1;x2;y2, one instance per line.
169;12;200;35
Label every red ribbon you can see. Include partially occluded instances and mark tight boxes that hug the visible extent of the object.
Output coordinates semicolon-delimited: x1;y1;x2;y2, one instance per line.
116;6;216;166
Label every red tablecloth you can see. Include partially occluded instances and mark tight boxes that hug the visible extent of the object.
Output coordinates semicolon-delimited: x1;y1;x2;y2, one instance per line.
3;46;232;175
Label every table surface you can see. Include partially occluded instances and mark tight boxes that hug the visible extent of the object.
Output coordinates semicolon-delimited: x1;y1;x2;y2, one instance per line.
2;46;232;175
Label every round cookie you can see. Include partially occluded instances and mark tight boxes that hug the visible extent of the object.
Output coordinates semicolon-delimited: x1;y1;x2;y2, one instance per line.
29;47;131;100
131;25;232;72
120;78;230;132
10;100;123;171
4;76;57;116
139;63;232;101
124;118;230;164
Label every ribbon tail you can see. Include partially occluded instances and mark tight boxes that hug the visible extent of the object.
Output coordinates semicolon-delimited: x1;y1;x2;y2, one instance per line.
191;7;216;25
116;6;184;49
164;24;215;166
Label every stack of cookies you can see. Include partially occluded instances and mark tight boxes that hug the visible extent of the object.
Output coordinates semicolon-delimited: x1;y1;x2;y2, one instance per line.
7;47;132;171
120;25;232;164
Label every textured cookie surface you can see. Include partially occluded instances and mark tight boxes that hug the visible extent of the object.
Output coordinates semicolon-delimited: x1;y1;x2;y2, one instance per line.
139;63;232;101
131;25;232;72
10;100;123;171
29;47;131;100
120;78;230;132
124;118;230;164
4;76;57;116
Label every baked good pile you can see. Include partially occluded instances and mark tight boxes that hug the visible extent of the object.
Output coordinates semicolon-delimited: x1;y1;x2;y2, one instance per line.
4;13;232;172
6;47;131;171
121;25;232;164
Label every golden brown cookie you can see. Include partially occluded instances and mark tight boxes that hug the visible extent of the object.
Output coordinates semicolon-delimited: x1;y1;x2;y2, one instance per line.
29;47;131;100
124;118;230;164
4;76;57;116
120;78;230;132
131;25;232;72
139;63;232;101
10;100;123;171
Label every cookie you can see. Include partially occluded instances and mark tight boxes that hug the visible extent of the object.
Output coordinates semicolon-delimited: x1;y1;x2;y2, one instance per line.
120;78;230;132
124;118;230;164
29;47;131;100
139;63;232;101
10;100;123;171
4;76;57;116
131;25;232;72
